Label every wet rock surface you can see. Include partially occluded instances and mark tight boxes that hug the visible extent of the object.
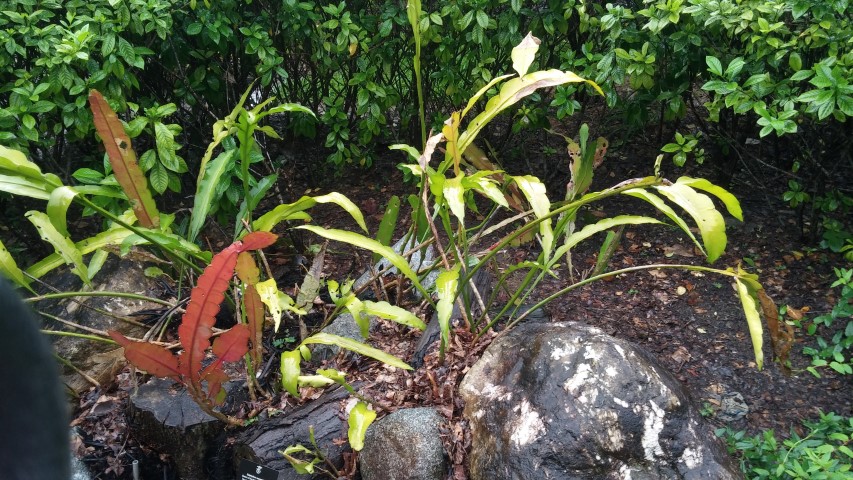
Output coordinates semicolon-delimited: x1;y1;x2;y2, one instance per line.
460;321;742;479
360;407;447;480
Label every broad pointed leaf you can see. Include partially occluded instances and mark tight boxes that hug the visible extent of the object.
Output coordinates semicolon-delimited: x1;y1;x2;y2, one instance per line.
734;276;764;369
178;240;242;378
108;331;181;380
26;211;89;285
302;333;412;370
511;32;541;77
0;238;32;291
89;90;160;228
513;175;554;259
253;193;367;233
347;401;376;451
363;300;426;330
212;324;251;362
435;268;459;353
296;226;427;298
623;188;704;256
188;149;237;243
552;215;663;263
655;183;727;263
46;186;78;237
676;177;743;221
281;349;301;397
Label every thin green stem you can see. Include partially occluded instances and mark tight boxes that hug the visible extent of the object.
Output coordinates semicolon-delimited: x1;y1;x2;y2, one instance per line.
41;329;116;344
25;291;173;306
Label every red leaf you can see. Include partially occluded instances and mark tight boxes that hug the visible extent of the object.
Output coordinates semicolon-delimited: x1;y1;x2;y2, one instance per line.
178;242;241;379
88;90;159;228
239;231;277;251
212;324;250;362
235;252;260;285
243;285;265;366
108;330;132;347
202;366;229;405
110;330;181;380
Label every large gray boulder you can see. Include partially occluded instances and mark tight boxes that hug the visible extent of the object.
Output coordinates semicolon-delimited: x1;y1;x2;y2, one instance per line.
460;322;742;479
360;408;447;480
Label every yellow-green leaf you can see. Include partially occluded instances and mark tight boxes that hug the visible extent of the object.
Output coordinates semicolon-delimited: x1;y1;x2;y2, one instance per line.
280;349;302;397
348;401;376;452
0;238;32;292
734;276;764;369
623;188;704;256
443;174;466;226
511;32;541;77
676;177;743;221
655;183;726;263
46;186;78;237
296;226;427;299
435;268;459;353
253;192;366;234
364;300;426;330
302;332;412;370
26;210;89;285
513;175;553;259
552;215;663;264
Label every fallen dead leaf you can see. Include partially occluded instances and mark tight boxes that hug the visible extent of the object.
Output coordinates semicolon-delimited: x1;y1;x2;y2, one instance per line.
663;244;695;257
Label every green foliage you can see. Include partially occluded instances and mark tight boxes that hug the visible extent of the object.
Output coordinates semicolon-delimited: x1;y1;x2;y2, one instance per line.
661;131;704;167
718;412;853;479
802;268;853;377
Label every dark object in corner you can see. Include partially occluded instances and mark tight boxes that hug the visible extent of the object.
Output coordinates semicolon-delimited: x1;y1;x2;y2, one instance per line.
0;278;70;479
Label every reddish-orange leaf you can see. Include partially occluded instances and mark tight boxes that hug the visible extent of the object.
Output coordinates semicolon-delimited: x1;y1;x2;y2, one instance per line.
110;330;181;380
212;324;250;362
88;90;160;228
202;366;229;405
178;241;241;379
239;231;277;251
235;252;260;285
243;285;265;366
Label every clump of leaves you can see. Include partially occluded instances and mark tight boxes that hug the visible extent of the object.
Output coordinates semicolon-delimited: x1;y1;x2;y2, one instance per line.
109;231;277;425
718;411;853;479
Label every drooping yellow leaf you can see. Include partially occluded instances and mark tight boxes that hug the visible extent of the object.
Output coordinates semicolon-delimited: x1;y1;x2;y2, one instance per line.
511;32;541;77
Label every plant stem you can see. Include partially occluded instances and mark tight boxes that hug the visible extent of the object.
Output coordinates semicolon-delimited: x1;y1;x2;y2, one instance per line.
25;291;173;306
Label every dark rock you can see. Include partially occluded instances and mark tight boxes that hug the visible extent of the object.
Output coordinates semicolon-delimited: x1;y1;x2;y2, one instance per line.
460;321;742;479
233;386;354;479
360;408;447;480
40;256;162;395
128;378;245;480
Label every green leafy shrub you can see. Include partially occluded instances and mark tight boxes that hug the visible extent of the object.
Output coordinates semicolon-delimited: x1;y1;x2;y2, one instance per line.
718;412;853;479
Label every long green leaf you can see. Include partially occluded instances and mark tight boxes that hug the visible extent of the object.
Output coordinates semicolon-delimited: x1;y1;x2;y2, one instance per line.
0;174;54;199
552;215;663;264
26;213;137;279
46;186;78;237
458;69;602;154
26;211;89;285
654;183;727;263
89;90;160;228
0;145;48;181
513;175;553;259
188;149;237;243
435;268;459;355
374;195;400;262
296;226;427;298
280;349;302;397
676;177;743;221
0;238;32;292
347;401;376;452
623;188;704;255
302;332;411;370
254;193;367;234
363;300;426;330
734;276;764;369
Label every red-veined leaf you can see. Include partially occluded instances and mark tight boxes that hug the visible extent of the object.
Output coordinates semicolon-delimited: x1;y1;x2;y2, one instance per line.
212;324;250;362
202;366;229;405
88;90;159;228
235;252;260;285
239;231;277;251
109;331;180;380
244;284;265;366
178;241;241;379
